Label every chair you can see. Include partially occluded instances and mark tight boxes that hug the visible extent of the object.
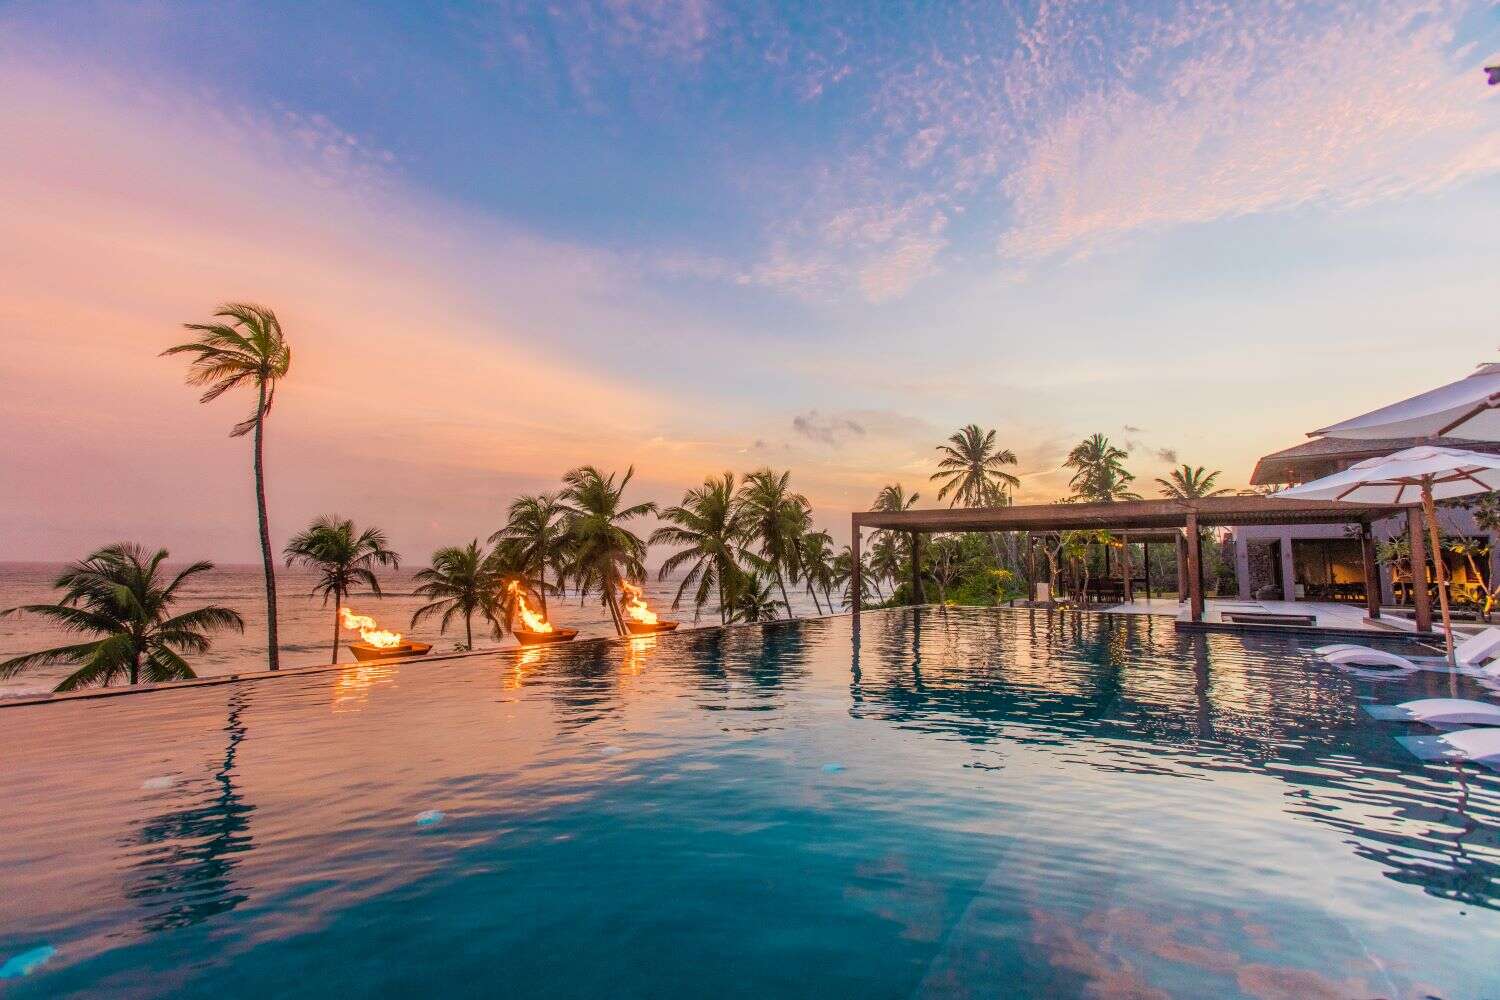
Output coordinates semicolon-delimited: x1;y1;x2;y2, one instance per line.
1316;628;1500;674
1392;698;1500;726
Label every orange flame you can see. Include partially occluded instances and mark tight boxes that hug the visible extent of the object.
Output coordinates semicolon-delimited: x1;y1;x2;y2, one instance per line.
339;606;404;648
619;581;658;625
507;581;554;633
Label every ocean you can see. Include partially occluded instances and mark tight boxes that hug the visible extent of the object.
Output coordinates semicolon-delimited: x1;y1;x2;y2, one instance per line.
0;562;827;699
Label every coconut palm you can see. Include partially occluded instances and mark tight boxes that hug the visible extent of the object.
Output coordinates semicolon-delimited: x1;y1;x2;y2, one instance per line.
1155;465;1232;500
798;529;837;613
482;543;551;636
737;468;809;617
0;544;243;692
559;465;657;635
650;472;752;624
725;571;786;623
411;541;499;650
1066;434;1139;502
832;544;877;610
931;425;1020;508
163;303;291;671
283;515;400;664
490;493;568;615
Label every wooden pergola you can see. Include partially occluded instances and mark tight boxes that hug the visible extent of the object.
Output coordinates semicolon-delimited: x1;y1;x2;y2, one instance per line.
851;495;1415;624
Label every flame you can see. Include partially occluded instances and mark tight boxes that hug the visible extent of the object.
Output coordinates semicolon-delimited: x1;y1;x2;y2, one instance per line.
619;581;658;625
507;581;554;633
339;606;404;648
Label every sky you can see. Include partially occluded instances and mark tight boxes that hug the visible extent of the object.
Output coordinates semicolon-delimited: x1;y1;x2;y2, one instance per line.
1;0;1498;563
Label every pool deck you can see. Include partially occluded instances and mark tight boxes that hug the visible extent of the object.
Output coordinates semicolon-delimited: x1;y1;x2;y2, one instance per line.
1099;596;1447;642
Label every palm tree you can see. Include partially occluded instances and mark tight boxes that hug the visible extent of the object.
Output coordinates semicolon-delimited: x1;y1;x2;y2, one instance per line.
411;541;498;650
738;468;809;617
490;493;568;615
283;515;400;664
559;466;657;635
873;482;922;586
832;544;877;610
726;572;786;623
931;425;1020;508
0;544;243;692
483;543;551;636
163;303;291;671
1066;434;1139;502
1155;464;1232;500
798;529;837;614
650;472;751;624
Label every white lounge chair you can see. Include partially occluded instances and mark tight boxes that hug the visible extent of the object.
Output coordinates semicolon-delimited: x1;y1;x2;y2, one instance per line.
1393;698;1500;726
1436;727;1500;766
1317;628;1500;674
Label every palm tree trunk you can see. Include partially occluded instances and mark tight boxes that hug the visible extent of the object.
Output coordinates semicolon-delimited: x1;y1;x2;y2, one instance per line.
538;562;549;616
1421;485;1456;670
465;609;473;650
807;581;824;615
775;570;793;618
253;387;280;671
331;586;342;664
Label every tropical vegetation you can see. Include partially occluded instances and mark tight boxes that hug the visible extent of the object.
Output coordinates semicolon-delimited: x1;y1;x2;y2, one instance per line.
284;515;400;663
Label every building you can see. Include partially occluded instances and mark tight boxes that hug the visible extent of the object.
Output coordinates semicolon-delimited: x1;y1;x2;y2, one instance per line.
1232;435;1500;609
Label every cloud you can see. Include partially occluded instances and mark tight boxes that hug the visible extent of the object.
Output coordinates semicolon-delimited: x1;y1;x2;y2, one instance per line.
1155;448;1180;465
792;410;866;446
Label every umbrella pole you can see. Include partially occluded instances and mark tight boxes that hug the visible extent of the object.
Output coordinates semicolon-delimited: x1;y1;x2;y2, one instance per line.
1419;482;1456;669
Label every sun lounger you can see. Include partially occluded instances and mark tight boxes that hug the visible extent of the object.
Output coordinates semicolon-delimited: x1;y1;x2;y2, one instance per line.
1390;698;1500;726
1317;628;1500;674
1436;728;1500;767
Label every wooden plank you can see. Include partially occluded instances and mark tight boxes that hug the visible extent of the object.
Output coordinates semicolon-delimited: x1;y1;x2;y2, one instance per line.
1408;508;1431;632
1186;514;1204;622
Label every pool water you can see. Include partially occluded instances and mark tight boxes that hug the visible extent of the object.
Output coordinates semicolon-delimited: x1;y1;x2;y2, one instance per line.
1;608;1497;998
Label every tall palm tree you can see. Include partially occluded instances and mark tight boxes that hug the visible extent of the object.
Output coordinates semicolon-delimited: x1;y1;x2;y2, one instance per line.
559;466;657;635
283;515;400;664
1155;464;1232;500
798;529;837;614
482;543;551;637
874;483;920;513
650;472;751;624
931;425;1020;508
737;468;809;617
873;482;922;584
0;544;243;691
491;493;568;615
1065;434;1139;502
411;541;498;650
163;303;291;671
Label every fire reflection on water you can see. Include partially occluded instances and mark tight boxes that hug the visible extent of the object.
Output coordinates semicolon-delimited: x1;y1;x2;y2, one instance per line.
331;663;398;711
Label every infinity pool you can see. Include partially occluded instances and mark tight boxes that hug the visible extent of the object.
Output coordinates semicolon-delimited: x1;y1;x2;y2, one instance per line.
2;608;1497;997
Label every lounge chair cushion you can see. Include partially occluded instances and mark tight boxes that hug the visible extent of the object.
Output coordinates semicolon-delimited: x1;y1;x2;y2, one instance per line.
1321;647;1416;670
1437;728;1500;765
1455;628;1500;667
1396;698;1500;726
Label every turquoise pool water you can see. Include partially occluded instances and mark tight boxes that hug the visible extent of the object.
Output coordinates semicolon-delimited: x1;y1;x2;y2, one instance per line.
1;608;1497;997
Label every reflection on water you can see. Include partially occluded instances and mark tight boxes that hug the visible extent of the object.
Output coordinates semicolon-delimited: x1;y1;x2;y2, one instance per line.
124;692;253;933
1;607;1498;998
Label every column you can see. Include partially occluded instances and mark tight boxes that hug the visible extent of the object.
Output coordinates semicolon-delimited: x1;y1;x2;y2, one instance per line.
851;523;862;618
1234;531;1251;600
1279;529;1297;603
1176;532;1188;603
1359;522;1380;619
910;531;924;605
1408;508;1431;632
1186;514;1205;622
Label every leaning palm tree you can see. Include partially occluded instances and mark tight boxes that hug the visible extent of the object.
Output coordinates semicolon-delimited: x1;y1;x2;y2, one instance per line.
283;516;400;664
737;468;810;617
559;466;657;635
411;541;499;650
1155;464;1232;500
163;303;291;671
1065;433;1137;502
931;425;1020;508
798;529;837;614
0;544;243;692
490;493;568;615
650;472;752;624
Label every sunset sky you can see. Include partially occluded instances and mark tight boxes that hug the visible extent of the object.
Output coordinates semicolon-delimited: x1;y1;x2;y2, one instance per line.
2;1;1498;563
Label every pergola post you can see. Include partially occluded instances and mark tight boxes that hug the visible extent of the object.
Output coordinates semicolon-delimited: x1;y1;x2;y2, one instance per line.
1122;533;1134;604
1359;522;1380;620
851;523;862;618
1143;541;1152;600
1185;514;1204;622
1027;535;1037;601
1176;533;1188;603
1408;508;1431;632
910;531;924;605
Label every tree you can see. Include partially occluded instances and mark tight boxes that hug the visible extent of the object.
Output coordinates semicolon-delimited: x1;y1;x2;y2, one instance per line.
559;466;657;635
411;541;498;650
491;493;568;615
832;544;877;610
930;425;1020;508
725;572;787;623
283;515;400;664
1;544;243;692
650;472;751;624
798;529;837;614
738;468;810;617
1155;465;1232;500
163;303;291;671
1065;434;1139;502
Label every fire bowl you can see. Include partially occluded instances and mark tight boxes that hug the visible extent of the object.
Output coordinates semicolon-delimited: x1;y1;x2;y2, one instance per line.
624;620;679;635
348;641;433;662
513;628;579;646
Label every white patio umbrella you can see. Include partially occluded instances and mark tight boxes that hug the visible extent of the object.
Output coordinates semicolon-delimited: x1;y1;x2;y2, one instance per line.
1275;445;1500;665
1311;363;1500;441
